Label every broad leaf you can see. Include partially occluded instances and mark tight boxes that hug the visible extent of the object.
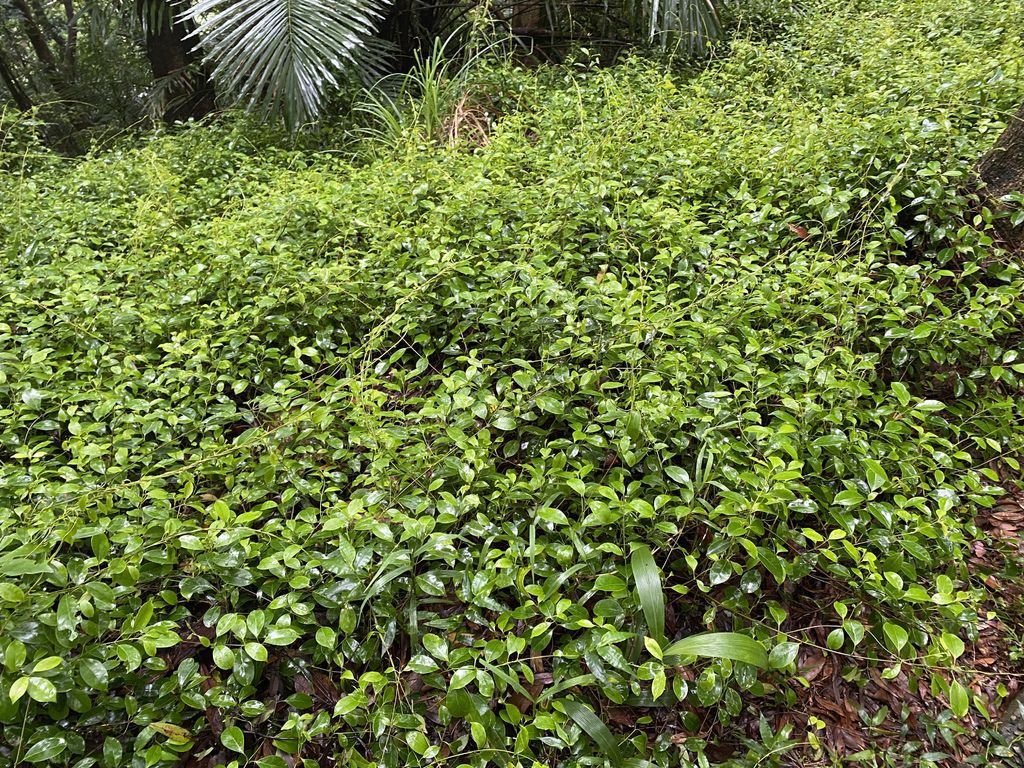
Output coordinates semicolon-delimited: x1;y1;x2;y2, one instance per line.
560;699;623;765
664;632;768;669
631;544;665;645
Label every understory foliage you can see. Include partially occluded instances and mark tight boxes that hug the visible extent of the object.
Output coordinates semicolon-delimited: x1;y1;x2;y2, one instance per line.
1;0;1024;765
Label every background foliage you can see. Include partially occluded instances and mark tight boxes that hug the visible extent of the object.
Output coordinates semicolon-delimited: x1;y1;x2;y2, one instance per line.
1;0;1024;765
0;0;740;135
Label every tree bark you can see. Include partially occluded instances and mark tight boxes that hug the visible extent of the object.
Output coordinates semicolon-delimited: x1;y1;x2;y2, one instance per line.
9;0;60;78
141;0;216;122
63;0;77;76
30;0;65;54
0;49;34;111
978;104;1024;200
977;104;1024;250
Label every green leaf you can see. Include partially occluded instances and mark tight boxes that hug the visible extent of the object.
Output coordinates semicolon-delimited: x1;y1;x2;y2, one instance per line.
334;692;366;716
949;680;969;718
882;622;908;653
221;725;245;753
423;633;448;660
863;459;888;491
470;721;487;748
664;466;690;484
406;730;429;755
102;737;122;765
890;381;911;407
26;676;57;703
79;658;108;690
708;559;733;586
32;656;62;673
8;676;29;702
22;737;67;763
769;642;800;670
560;699;622;764
826;628;845;651
757;548;786;584
631;545;665;645
407;654;440;674
0;583;25;603
264;626;301;646
244;642;268;662
536;395;564;414
651;669;667;700
315;628;336;649
643;636;663;661
134;599;155;631
940;632;965;660
834;489;864;506
5;640;26;672
115;643;142;670
536;506;569;526
664;633;768;668
212;644;235;670
449;668;475;691
493;415;517;431
91;533;110;560
843;620;865;647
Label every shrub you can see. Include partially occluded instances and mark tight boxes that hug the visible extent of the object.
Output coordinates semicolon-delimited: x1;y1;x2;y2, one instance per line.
0;0;1022;765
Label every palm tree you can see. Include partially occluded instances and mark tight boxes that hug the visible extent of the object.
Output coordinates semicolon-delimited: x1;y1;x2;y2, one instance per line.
178;0;725;127
0;0;726;128
181;0;392;127
644;0;721;56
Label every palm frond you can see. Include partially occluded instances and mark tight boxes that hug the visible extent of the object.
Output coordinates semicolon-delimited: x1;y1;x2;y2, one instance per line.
647;0;721;55
182;0;392;126
144;62;204;121
137;0;174;37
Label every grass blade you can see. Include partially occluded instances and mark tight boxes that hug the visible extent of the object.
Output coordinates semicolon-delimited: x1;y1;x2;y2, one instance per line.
560;699;622;765
663;632;768;668
630;544;665;645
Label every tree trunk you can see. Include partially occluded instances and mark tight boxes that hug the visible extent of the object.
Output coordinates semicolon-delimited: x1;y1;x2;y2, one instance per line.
378;0;441;72
141;1;216;123
9;0;61;86
977;104;1024;250
0;49;34;111
30;0;65;54
63;0;77;76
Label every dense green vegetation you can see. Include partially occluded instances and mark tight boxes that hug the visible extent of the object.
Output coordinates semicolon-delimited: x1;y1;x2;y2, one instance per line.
0;0;727;136
2;0;1024;765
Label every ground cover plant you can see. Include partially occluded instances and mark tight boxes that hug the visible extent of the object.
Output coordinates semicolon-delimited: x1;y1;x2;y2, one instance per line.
2;0;1024;765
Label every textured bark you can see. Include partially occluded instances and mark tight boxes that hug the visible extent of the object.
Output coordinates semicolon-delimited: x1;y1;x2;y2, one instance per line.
977;104;1024;250
978;104;1024;199
141;2;215;122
